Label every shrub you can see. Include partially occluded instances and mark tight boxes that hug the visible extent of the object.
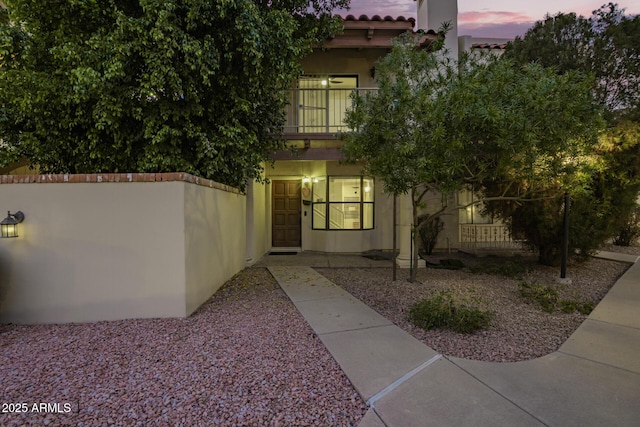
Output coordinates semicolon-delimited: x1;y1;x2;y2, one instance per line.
426;258;465;270
417;215;444;256
613;206;640;246
470;258;529;279
407;290;493;333
519;282;559;313
519;282;596;314
559;300;596;315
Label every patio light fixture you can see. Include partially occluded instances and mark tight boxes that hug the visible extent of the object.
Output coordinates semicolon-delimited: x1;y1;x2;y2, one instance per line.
1;211;25;238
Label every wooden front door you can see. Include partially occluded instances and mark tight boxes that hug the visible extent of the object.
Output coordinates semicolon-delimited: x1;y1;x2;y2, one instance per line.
272;180;301;247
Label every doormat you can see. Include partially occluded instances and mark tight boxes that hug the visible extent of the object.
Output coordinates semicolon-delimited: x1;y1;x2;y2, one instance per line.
269;252;298;256
362;254;390;261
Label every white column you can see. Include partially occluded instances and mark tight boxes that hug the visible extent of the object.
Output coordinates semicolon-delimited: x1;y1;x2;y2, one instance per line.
396;192;425;269
416;0;459;59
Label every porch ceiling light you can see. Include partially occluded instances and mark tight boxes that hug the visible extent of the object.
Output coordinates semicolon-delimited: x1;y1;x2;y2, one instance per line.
1;211;25;238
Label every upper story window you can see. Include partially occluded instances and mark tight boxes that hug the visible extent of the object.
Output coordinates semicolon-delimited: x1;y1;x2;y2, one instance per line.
286;75;358;134
312;176;374;230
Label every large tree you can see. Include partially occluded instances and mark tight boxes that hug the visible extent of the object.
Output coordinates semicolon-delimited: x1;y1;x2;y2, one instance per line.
498;3;640;261
0;0;348;188
343;33;602;280
505;3;640;116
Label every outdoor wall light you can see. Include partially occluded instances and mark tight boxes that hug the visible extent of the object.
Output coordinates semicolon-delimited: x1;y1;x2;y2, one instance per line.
1;211;25;238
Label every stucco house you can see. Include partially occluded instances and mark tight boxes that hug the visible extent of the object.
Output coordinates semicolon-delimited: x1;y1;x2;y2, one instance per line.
3;0;514;268
0;0;518;324
243;0;516;267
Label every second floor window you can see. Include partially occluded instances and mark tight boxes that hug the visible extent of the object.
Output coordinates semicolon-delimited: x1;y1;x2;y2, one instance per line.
296;75;358;133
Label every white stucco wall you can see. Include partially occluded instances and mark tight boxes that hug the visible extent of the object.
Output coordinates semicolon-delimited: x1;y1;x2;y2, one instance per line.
417;0;458;58
245;179;268;265
183;182;246;315
0;175;246;324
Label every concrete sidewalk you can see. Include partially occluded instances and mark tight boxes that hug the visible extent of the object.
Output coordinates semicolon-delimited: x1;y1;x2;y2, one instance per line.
267;252;640;426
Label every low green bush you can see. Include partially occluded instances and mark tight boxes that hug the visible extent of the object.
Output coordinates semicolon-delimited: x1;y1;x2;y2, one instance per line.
519;282;595;315
559;299;596;315
407;290;493;334
519;282;559;313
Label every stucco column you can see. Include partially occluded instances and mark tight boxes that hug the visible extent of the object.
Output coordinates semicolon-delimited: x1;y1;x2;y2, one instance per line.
416;0;459;59
396;192;425;269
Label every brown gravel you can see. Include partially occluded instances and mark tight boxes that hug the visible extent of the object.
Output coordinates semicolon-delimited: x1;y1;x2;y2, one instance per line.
317;252;630;363
0;269;366;427
601;243;640;256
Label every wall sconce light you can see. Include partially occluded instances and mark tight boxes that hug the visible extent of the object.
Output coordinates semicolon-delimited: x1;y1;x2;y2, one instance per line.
302;176;310;184
1;211;25;238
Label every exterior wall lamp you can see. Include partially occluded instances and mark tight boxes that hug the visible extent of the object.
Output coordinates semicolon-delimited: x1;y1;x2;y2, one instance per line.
302;177;312;205
1;211;25;238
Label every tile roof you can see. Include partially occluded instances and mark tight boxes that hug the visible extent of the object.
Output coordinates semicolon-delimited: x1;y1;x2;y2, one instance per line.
471;43;508;50
339;14;415;25
324;15;439;49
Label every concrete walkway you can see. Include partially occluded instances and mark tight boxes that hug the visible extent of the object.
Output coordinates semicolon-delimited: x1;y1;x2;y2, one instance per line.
265;252;640;426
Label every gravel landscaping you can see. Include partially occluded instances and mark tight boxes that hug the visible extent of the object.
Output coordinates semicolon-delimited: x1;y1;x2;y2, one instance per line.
318;252;631;362
1;249;634;426
0;268;366;427
601;243;640;256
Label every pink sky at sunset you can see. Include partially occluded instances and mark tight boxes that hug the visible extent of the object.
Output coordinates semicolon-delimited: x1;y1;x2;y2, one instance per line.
336;1;640;38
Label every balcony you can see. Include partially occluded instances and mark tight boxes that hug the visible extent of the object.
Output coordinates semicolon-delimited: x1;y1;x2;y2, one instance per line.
283;87;377;136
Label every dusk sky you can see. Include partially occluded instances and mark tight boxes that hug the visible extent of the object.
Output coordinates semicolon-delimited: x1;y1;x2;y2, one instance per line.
335;1;640;38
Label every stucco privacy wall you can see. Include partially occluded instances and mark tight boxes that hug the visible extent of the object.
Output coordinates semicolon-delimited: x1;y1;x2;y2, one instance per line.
0;173;246;324
245;179;268;266
183;180;246;315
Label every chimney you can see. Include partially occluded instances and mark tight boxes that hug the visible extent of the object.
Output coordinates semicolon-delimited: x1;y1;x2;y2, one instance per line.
415;0;458;59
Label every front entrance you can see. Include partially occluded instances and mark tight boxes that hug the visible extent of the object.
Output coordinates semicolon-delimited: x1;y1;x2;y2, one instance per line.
272;180;301;247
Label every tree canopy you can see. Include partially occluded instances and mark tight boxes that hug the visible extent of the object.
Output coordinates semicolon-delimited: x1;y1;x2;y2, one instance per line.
0;0;348;188
498;3;640;261
505;2;640;118
343;33;602;278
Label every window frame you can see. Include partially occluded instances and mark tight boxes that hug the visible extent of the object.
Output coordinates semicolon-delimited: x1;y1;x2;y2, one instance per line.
297;75;359;133
311;175;375;231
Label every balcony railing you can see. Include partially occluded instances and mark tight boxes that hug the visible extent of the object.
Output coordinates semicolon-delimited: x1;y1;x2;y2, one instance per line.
284;87;377;134
459;224;525;250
